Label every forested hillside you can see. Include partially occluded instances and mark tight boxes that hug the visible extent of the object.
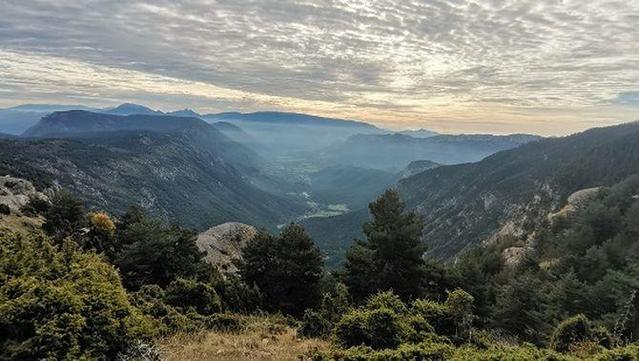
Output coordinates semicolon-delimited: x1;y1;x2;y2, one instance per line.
0;110;305;229
399;121;639;259
3;179;639;360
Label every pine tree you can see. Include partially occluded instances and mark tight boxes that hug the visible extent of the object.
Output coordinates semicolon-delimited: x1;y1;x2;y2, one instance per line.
343;189;427;302
239;223;323;316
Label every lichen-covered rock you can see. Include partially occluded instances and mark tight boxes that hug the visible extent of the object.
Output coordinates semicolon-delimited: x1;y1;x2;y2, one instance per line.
196;222;257;274
0;175;50;214
502;246;535;268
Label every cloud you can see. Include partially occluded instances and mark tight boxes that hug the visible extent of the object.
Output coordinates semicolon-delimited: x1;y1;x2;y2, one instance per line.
0;0;638;135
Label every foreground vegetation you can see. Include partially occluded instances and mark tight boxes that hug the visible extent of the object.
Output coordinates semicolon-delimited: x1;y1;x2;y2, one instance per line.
2;177;639;359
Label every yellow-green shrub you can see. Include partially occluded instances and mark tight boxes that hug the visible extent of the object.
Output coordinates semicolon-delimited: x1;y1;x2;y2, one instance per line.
0;231;156;360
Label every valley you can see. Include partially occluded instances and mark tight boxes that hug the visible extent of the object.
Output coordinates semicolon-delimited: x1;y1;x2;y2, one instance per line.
2;103;639;361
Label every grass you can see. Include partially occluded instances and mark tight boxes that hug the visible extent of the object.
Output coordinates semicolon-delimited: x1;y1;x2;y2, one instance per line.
159;315;330;361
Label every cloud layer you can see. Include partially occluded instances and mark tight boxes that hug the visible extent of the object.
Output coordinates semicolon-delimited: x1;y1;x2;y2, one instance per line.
1;0;638;134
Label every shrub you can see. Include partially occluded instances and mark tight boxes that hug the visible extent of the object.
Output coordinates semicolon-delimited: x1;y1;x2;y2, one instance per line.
0;203;10;215
165;277;221;315
306;340;454;361
201;313;245;332
366;308;407;349
41;190;86;241
89;211;116;235
334;309;371;348
300;309;331;338
20;195;50;216
0;232;156;360
551;314;593;352
411;299;455;336
366;291;407;314
445;288;475;341
403;314;436;343
215;274;263;314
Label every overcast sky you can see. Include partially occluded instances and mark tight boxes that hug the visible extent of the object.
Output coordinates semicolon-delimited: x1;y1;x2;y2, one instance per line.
1;0;638;135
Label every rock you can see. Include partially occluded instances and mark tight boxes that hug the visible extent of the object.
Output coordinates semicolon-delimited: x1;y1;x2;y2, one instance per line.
0;175;50;214
548;187;600;221
398;160;440;179
502;246;534;268
196;222;257;275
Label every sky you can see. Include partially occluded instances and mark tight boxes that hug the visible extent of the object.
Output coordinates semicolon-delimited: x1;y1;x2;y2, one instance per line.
1;0;638;135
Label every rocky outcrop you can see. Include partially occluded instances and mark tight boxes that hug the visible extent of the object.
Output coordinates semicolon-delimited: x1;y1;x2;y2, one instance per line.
196;222;257;274
0;175;50;214
399;160;440;179
548;187;600;221
502;246;535;268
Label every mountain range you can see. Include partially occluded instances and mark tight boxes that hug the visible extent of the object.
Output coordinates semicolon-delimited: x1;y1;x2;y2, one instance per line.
1;110;302;229
1;102;558;264
322;133;541;171
305;120;639;265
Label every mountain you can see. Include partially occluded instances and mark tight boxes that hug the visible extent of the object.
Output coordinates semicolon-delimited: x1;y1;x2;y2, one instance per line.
102;103;162;116
204;111;380;129
396;128;439;138
0;133;16;139
305;121;639;266
0;104;96;135
308;165;397;210
3;104;95;113
5;111;303;229
399;120;639;260
167;109;202;118
21;110;261;172
204;111;385;155
399;160;440;179
24;110;201;137
323;133;541;171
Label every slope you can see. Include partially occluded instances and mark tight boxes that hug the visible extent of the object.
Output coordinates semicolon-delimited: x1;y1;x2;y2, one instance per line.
399;121;639;260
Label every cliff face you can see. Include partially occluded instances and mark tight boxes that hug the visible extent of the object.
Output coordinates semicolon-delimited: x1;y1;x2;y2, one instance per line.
196;222;257;274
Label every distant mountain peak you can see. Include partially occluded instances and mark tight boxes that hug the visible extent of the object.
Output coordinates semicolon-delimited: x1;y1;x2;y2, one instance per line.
104;103;162;116
167;108;201;118
397;128;439;138
204;110;381;129
22;110;208;137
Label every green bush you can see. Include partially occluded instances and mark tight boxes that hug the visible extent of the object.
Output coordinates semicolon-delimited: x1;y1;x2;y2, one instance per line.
307;340;453;361
334;309;371;348
165;277;221;315
365;291;407;314
403;314;436;343
551;314;594;352
366;308;407;349
20;195;51;217
592;344;639;360
201;312;245;332
411;299;455;336
215;274;263;314
300;309;331;338
0;232;156;360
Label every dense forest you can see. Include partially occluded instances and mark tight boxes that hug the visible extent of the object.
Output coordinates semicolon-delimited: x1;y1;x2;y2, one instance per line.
3;175;639;360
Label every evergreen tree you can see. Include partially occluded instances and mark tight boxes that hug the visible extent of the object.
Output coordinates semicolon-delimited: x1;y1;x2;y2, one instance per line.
239;224;323;316
113;210;211;290
343;189;427;302
42;190;86;241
